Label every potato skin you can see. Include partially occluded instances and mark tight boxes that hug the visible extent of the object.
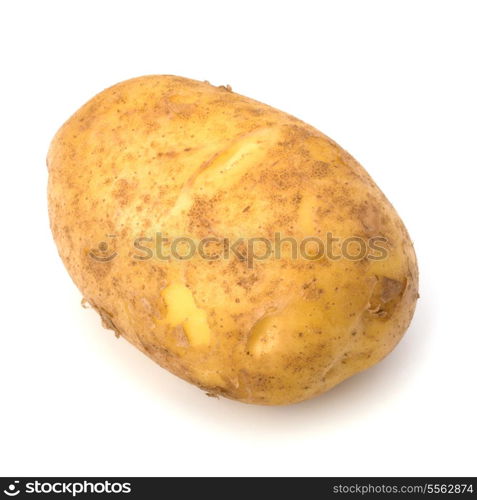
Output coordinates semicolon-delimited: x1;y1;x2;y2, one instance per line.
48;75;418;405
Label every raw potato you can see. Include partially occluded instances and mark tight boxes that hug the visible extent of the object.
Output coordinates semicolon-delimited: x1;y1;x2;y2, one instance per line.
48;75;418;405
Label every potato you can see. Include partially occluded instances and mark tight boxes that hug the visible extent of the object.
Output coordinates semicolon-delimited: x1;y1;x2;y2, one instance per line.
48;75;418;405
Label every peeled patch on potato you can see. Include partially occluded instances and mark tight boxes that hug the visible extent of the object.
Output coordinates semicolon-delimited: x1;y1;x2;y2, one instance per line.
47;75;418;405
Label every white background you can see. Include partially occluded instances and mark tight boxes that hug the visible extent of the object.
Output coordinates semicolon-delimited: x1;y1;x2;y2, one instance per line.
1;0;476;477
